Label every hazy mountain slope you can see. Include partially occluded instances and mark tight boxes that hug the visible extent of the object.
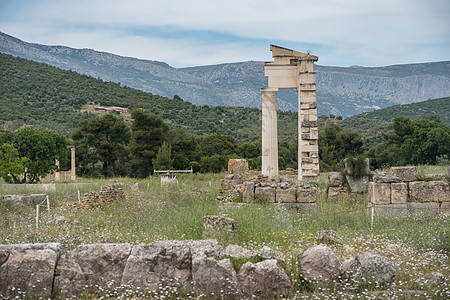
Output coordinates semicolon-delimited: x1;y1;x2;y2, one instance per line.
1;31;449;117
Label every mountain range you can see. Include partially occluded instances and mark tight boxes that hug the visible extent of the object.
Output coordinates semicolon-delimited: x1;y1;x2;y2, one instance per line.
1;31;449;117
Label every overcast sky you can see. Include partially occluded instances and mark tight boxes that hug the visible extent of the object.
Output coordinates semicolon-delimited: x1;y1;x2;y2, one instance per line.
1;0;449;68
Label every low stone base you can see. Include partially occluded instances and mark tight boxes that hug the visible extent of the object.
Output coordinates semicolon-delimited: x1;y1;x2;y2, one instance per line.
407;202;440;215
276;203;317;213
374;204;408;216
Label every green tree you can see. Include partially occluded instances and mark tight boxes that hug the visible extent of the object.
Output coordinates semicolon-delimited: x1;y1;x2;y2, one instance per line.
0;143;28;183
152;142;174;170
198;134;236;157
72;114;130;177
0;128;68;183
318;124;364;171
130;109;168;178
166;128;199;170
368;115;450;168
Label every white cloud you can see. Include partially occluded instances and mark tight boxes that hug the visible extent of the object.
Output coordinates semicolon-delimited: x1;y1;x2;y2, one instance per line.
0;0;449;67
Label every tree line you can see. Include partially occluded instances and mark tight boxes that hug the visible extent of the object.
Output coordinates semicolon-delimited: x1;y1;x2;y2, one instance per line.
1;108;448;183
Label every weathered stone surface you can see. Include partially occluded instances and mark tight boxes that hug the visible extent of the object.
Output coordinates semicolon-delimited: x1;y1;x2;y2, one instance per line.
280;175;295;184
276;187;296;203
374;204;408;216
369;182;391;205
254;246;276;260
121;242;193;292
192;257;238;296
203;215;238;238
238;259;291;296
297;187;317;203
315;230;344;245
390;182;408;204
408;202;439;214
414;272;445;287
328;186;349;199
346;176;369;193
54;243;132;297
328;172;344;187
426;174;446;181
255;186;276;203
1;194;47;207
223;245;254;259
342;252;396;288
0;243;60;299
220;174;243;191
409;181;449;202
373;172;403;183
277;203;317;213
242;181;255;203
390;166;417;182
228;159;249;174
299;244;341;283
441;202;450;212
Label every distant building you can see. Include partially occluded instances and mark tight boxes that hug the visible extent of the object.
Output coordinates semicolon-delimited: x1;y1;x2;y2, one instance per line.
94;106;131;118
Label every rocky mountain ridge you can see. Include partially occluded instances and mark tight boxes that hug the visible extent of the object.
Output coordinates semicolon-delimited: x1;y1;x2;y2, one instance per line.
1;31;449;117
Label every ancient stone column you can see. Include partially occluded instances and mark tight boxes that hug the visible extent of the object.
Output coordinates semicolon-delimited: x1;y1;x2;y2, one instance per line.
297;59;319;180
70;146;76;181
261;88;279;177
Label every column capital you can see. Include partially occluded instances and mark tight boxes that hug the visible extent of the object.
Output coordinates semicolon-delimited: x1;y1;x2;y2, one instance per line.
260;88;279;94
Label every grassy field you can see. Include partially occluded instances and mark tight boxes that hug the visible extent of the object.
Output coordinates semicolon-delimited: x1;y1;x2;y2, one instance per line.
1;171;449;299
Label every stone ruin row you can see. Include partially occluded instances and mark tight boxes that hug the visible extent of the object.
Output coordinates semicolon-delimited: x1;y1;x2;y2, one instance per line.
217;172;317;210
3;235;428;298
369;166;449;214
68;184;124;209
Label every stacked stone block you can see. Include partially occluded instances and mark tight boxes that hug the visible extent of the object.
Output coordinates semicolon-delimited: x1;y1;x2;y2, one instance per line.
369;167;449;214
298;59;319;178
68;184;124;209
217;172;317;211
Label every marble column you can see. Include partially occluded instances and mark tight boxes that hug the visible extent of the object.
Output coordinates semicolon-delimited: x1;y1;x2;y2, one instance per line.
70;147;76;181
261;88;279;177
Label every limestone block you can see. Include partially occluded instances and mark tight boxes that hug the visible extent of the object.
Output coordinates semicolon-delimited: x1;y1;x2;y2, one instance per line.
409;181;449;202
373;172;402;183
296;187;317;203
0;243;60;299
192;257;238;296
346;176;369;193
276;187;296;203
374;204;408;216
390;182;408;204
407;202;439;215
228;159;249;174
369;182;391;205
328;186;349;199
301;120;318;128
55;244;132;297
242;181;255;203
277;203;317;213
328;172;344;187
238;260;291;296
203;215;237;238
440;202;450;213
255;186;276;203
299;244;341;284
342;252;396;288
390;166;417;182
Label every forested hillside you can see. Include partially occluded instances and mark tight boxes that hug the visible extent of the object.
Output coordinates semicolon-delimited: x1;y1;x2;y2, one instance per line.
2;31;450;117
0;53;297;142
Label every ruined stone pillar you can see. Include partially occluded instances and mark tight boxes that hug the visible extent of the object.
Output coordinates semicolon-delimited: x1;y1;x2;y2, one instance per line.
70;146;76;181
261;88;279;177
297;59;319;180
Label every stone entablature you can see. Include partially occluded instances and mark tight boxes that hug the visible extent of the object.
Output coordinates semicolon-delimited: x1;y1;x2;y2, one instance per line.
262;45;319;179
